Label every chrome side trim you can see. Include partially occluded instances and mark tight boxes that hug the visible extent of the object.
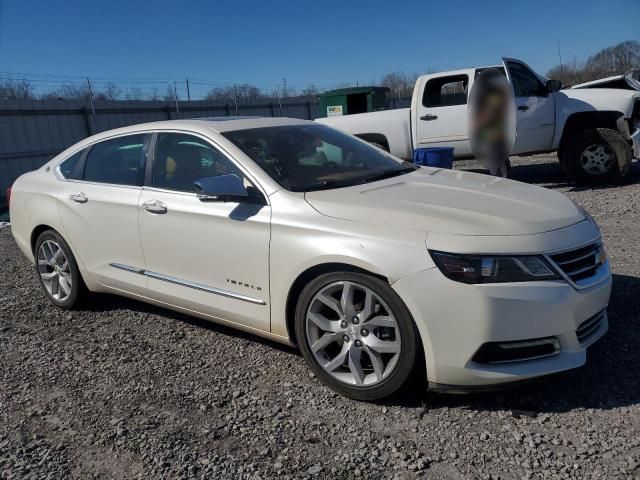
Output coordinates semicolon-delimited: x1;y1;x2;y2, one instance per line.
108;263;266;305
110;263;145;274
144;271;266;305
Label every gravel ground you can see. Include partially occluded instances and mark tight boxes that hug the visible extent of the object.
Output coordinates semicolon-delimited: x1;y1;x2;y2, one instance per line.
1;155;639;480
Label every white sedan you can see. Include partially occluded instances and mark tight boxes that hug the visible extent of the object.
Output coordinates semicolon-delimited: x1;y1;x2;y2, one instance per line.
9;117;611;400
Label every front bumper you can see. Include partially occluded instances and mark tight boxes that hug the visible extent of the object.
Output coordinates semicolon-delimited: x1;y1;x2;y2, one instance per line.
392;261;611;388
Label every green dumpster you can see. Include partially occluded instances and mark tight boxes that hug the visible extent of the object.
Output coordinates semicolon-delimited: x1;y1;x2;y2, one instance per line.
319;86;389;118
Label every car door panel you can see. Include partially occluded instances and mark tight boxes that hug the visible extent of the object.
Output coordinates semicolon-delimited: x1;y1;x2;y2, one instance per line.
58;183;146;290
137;132;271;332
138;188;271;330
57;134;149;293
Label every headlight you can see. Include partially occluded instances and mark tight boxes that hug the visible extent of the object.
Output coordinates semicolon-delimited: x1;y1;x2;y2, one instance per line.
429;251;560;284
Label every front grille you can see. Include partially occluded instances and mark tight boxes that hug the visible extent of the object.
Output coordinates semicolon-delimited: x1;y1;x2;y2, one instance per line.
576;309;607;346
549;242;603;283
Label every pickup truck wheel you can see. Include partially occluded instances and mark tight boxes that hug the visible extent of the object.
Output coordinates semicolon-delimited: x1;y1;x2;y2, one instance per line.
295;272;420;401
564;128;629;185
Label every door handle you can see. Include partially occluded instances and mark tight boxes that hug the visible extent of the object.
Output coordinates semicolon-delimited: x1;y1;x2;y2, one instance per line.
518;105;530;111
420;114;438;121
142;200;167;214
69;192;88;204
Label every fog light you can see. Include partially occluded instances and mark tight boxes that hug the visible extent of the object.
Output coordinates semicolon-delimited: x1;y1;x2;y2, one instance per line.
472;337;560;364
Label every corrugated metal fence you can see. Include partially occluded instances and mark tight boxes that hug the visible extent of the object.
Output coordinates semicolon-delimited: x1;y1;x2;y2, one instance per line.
0;96;411;207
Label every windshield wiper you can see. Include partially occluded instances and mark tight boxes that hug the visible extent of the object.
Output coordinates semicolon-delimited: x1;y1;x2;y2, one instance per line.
359;166;417;184
288;178;359;192
288;164;418;192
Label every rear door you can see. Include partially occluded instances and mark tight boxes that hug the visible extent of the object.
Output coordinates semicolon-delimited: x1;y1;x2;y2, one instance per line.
56;133;150;294
414;72;472;156
502;57;555;154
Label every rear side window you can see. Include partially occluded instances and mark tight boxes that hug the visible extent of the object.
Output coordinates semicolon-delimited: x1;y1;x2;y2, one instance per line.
83;134;149;186
423;75;469;107
152;133;243;192
59;150;84;179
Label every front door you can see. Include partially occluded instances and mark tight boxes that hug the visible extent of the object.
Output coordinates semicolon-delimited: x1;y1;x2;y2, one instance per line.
57;133;150;294
415;73;471;156
137;131;271;332
502;57;556;154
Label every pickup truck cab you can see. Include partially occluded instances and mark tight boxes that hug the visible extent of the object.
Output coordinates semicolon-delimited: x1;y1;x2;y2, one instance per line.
318;58;640;184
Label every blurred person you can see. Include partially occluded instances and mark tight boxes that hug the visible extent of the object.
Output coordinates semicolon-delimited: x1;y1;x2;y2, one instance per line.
469;68;515;177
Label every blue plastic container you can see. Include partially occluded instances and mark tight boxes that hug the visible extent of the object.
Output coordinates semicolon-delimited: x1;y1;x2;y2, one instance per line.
413;147;454;169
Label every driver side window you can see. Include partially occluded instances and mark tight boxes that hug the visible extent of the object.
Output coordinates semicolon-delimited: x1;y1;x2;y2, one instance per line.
152;133;243;192
507;62;545;97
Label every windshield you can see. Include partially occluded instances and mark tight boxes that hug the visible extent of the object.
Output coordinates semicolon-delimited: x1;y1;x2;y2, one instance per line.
222;124;417;192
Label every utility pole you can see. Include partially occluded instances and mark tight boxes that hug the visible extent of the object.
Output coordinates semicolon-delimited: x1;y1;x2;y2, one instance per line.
173;81;179;113
277;85;282;115
86;78;96;116
557;39;563;75
233;84;238;111
185;78;191;102
86;78;97;132
282;78;287;98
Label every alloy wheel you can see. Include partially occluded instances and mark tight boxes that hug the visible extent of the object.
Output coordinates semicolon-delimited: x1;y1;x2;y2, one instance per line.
305;281;401;386
580;143;615;175
37;240;73;302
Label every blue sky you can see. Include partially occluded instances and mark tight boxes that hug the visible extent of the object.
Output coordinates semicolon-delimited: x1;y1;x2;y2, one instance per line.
0;0;638;96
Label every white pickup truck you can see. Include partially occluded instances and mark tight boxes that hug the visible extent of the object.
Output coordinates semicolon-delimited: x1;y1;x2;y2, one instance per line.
317;58;640;184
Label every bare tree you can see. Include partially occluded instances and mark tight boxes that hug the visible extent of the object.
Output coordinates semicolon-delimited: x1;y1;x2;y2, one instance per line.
381;72;417;98
547;40;640;86
146;87;161;101
0;79;35;100
103;81;122;100
162;84;176;102
301;84;320;97
40;83;91;100
124;86;144;100
205;84;262;104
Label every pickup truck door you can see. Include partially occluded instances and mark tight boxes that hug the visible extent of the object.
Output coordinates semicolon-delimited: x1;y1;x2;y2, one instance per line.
414;72;472;156
502;57;555;154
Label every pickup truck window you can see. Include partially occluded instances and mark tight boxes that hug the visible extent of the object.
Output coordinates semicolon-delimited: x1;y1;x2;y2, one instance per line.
223;124;416;192
423;74;468;108
506;61;545;97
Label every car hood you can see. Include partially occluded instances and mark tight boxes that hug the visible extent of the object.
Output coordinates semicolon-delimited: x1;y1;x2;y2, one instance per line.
304;168;585;236
557;88;640;117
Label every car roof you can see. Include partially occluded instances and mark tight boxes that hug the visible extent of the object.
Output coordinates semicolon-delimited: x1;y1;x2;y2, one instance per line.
188;116;316;132
76;117;317;147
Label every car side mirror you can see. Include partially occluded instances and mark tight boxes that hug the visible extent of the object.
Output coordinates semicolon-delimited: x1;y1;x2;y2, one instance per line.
194;174;248;202
546;79;562;93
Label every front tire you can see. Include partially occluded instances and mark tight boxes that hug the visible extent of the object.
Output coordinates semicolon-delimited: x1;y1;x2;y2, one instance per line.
34;230;86;309
564;128;630;185
295;272;420;401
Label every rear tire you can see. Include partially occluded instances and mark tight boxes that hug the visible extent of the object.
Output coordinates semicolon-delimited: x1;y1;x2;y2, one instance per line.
34;229;86;309
295;271;420;401
564;128;630;185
